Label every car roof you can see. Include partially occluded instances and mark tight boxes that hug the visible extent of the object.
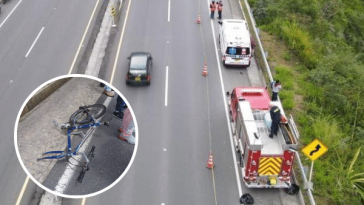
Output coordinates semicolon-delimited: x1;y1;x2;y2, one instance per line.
130;52;151;57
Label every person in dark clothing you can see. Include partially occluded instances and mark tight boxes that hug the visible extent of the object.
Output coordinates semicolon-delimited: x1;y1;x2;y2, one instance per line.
269;104;281;138
113;95;126;119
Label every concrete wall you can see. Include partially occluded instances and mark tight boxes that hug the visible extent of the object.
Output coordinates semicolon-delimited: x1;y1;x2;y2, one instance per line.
21;78;71;117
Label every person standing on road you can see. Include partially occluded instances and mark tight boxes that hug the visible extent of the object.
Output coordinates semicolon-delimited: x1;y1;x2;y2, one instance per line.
118;108;135;145
217;1;223;20
113;95;125;119
269;103;281;138
271;80;282;101
210;1;216;19
250;35;256;56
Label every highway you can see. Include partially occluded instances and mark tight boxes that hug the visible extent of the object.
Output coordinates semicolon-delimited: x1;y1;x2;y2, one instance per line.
0;0;299;204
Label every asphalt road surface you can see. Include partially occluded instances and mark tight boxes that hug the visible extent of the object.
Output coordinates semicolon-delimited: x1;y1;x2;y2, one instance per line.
0;0;101;204
0;0;300;204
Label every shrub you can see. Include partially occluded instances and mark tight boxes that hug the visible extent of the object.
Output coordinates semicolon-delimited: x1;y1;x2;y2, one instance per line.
282;51;292;60
279;90;294;110
280;21;318;69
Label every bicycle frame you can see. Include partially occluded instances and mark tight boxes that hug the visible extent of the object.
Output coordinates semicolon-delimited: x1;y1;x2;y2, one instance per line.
37;110;104;162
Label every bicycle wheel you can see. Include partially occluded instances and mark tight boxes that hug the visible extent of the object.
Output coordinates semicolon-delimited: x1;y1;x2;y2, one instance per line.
69;104;106;125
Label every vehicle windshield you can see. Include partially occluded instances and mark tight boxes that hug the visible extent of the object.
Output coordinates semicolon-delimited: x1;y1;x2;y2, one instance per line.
226;47;250;55
130;56;147;70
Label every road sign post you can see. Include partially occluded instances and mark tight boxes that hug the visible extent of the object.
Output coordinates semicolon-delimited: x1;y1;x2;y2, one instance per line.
302;139;328;191
111;6;116;27
309;160;314;182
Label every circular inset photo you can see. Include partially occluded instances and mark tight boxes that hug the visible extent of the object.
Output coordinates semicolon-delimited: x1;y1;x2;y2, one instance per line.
14;74;138;198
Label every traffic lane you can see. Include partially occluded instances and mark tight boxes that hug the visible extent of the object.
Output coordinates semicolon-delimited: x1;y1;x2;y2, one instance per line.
194;4;245;202
152;0;215;203
0;90;40;204
94;0;172;202
206;61;242;203
165;81;215;204
0;0;99;98
163;1;238;203
0;0;60;97
12;0;100;81
166;16;214;203
19;180;44;205
27;0;101;75
0;151;27;205
207;0;255;90
0;0;57;58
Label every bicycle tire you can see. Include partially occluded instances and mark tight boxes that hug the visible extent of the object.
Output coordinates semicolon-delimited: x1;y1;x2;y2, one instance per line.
69;104;106;125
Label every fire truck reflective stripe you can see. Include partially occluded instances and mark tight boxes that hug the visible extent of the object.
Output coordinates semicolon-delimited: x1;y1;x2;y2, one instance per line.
260;158;281;168
258;157;282;176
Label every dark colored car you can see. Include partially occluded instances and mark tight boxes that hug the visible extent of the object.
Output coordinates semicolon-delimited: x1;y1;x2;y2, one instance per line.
126;52;152;85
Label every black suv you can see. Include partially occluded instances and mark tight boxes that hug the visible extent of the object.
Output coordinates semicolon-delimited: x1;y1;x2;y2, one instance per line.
126;52;152;85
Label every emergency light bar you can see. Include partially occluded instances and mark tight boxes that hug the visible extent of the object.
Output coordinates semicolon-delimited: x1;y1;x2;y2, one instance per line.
241;88;264;93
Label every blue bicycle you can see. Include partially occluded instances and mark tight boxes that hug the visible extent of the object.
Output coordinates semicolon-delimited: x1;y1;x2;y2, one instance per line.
37;104;109;182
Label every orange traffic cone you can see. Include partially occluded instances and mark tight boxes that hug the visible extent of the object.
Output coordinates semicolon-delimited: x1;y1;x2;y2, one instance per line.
202;63;208;76
206;154;215;169
195;14;201;24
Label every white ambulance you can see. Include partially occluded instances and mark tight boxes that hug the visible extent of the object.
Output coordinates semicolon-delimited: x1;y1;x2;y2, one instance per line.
218;19;252;67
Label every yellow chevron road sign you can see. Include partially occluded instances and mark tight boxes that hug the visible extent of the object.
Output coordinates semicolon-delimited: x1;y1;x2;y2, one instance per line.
258;157;282;176
302;139;328;161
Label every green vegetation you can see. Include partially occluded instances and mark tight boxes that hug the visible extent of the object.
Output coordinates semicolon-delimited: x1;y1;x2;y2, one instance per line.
274;66;295;109
247;0;364;204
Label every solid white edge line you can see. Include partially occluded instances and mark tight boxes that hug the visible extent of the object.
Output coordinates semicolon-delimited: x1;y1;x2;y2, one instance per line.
208;4;243;198
15;176;29;205
167;0;170;22
25;27;44;58
238;0;247;20
165;66;169;106
81;198;86;205
110;0;132;84
68;0;100;74
0;0;23;29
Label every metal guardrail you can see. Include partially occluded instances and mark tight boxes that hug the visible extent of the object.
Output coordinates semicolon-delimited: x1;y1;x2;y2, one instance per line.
240;0;316;204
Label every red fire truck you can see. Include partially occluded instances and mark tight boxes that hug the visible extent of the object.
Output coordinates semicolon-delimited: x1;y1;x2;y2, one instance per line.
227;86;299;188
